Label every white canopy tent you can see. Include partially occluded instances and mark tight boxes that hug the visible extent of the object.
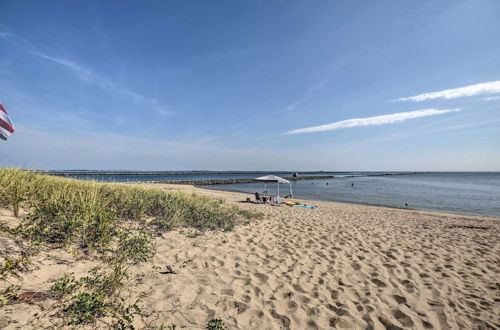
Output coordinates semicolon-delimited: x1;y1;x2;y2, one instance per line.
254;175;293;200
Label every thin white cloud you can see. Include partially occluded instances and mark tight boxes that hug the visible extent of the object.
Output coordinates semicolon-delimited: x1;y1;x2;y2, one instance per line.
284;108;461;135
2;28;171;116
0;32;12;39
285;76;333;112
154;106;172;117
396;81;500;102
32;51;172;116
480;95;500;102
32;52;95;81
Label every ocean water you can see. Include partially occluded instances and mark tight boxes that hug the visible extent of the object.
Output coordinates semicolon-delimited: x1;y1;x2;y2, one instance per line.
202;172;500;218
42;171;347;182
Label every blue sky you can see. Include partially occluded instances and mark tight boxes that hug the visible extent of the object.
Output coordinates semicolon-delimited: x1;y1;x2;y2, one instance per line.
1;0;499;170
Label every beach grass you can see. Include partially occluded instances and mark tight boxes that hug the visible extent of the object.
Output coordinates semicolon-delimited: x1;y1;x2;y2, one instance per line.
0;168;257;327
0;168;245;248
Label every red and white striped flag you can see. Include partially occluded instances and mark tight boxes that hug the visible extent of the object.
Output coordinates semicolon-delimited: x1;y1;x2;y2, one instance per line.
0;103;15;141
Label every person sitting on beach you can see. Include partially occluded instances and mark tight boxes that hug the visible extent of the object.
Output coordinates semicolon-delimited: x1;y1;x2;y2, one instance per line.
255;192;260;201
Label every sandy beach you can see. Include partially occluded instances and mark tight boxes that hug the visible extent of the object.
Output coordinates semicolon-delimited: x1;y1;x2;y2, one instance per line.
1;184;499;329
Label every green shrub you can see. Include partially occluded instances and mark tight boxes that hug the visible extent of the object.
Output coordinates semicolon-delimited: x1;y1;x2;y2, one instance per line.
51;273;81;299
0;255;31;279
207;318;228;330
65;291;106;324
0;285;19;307
81;264;128;297
57;265;136;326
115;229;155;264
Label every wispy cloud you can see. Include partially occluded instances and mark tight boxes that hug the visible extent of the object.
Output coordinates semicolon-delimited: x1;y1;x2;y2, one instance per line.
286;76;333;112
32;52;95;81
480;95;500;102
32;51;173;116
2;29;171;116
396;81;500;102
284;108;461;135
0;31;12;39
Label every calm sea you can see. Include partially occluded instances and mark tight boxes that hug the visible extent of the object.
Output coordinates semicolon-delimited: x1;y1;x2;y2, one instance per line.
43;171;341;182
49;171;500;218
202;172;500;218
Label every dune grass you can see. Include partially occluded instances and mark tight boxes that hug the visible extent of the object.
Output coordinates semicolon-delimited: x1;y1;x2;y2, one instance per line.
0;168;244;249
0;168;256;327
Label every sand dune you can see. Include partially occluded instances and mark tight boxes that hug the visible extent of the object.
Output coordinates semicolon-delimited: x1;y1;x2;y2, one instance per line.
1;185;499;329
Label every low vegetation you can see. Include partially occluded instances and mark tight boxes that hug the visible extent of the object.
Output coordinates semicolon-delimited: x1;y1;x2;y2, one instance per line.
0;168;255;327
0;168;241;248
0;285;19;307
207;318;228;330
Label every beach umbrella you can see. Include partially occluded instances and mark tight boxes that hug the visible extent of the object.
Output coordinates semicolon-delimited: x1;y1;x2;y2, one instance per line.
254;175;292;198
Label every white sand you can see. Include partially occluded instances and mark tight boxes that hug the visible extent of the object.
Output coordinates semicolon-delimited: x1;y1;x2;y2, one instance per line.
1;184;499;329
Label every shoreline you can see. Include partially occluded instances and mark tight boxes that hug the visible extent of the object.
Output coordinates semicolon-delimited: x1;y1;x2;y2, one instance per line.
196;184;500;220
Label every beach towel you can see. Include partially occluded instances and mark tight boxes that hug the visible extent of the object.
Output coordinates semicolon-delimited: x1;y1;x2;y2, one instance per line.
292;204;317;209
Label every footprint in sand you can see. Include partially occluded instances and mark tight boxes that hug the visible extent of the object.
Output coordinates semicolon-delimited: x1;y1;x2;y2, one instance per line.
270;309;291;330
287;300;298;312
393;309;414;327
253;272;269;283
371;278;387;288
292;284;307;293
306;319;319;329
327;304;350;316
233;301;249;314
223;288;235;296
422;320;434;329
351;262;361;270
393;295;407;304
378;316;404;330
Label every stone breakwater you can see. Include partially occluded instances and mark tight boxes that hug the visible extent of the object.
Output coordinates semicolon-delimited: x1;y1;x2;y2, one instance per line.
150;173;422;185
152;175;337;185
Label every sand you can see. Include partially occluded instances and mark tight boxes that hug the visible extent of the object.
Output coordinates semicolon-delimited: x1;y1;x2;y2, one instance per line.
1;184;499;329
